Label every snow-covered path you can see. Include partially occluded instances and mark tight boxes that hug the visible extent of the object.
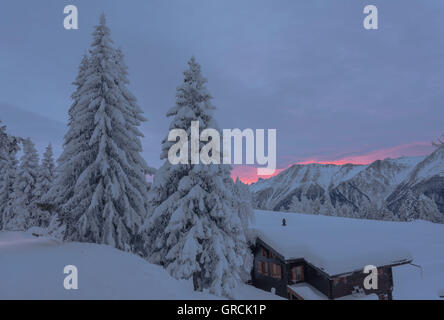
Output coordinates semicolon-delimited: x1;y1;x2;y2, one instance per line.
0;231;280;300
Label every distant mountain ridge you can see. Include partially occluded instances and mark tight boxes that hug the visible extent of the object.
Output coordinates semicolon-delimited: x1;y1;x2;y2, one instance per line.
0;103;65;155
250;148;444;223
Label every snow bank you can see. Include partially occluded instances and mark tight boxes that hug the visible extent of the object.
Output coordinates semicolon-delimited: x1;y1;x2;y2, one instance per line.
0;231;281;300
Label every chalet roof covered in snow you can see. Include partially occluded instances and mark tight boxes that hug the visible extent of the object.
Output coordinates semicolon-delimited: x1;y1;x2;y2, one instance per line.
287;283;378;300
251;210;413;276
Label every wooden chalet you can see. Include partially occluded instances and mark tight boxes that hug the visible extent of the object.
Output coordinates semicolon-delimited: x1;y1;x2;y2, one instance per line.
250;212;413;300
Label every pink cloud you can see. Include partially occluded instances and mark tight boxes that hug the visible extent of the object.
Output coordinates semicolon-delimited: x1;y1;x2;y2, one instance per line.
231;165;284;185
231;141;435;184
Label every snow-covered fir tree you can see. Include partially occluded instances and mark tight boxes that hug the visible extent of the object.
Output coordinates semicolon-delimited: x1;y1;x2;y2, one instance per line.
288;195;313;213
398;190;443;223
144;57;252;297
378;201;398;221
0;123;12;222
312;198;321;215
35;143;55;200
360;201;381;220
0;122;12;162
0;155;18;230
2;138;39;230
69;54;90;125
322;195;336;216
336;203;354;218
43;54;91;216
233;177;255;235
49;15;150;251
0;123;19;229
32;143;55;227
114;46;155;180
232;177;255;282
0;153;18;229
416;194;443;223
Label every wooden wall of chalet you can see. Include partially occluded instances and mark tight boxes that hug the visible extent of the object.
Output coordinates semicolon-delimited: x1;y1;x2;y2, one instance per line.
330;266;394;300
252;241;288;298
252;238;395;300
286;260;331;298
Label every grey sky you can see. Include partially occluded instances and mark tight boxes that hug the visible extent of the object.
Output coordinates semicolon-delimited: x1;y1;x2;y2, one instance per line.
1;0;443;181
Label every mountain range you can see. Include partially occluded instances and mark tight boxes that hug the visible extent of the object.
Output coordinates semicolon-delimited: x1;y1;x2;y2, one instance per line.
250;146;444;223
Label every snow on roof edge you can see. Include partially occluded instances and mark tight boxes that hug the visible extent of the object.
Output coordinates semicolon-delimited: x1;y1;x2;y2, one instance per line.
288;283;379;300
251;211;413;276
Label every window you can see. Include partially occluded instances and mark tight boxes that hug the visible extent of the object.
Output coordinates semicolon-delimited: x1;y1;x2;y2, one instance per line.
257;261;268;275
261;248;268;258
334;276;347;285
269;252;275;259
270;263;282;279
291;266;304;282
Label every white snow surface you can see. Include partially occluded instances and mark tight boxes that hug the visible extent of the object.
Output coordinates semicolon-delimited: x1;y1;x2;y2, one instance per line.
288;283;378;300
1;209;444;299
0;231;281;300
252;210;412;275
288;283;326;300
252;210;444;299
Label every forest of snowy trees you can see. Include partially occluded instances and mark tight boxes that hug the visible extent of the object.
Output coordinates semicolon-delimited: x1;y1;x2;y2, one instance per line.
0;15;254;297
0;128;55;231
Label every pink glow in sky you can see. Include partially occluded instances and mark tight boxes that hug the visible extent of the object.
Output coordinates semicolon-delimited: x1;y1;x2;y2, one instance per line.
232;141;435;184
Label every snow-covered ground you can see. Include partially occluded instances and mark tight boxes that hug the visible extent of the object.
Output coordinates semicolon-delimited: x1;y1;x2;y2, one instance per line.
0;230;281;300
253;210;444;300
1;210;443;299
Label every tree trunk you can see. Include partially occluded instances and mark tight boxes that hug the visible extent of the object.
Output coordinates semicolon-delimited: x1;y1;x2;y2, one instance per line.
193;272;201;291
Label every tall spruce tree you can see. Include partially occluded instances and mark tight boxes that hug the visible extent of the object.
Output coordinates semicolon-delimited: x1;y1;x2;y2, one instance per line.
44;54;92;215
51;15;150;251
144;57;252;297
2;138;39;230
